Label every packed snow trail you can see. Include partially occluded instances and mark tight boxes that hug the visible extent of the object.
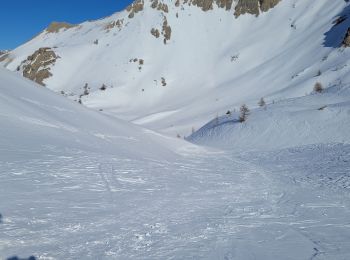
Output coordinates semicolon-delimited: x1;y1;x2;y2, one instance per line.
1;144;350;259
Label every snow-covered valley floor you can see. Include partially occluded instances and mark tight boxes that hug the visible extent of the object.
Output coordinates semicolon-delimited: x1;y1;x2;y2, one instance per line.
1;143;350;259
1;0;350;258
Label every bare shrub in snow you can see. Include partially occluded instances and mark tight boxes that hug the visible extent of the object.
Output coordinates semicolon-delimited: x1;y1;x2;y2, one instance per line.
161;77;167;86
231;54;239;62
314;82;324;93
83;83;89;96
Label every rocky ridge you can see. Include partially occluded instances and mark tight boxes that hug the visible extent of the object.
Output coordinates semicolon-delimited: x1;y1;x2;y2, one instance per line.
18;48;58;86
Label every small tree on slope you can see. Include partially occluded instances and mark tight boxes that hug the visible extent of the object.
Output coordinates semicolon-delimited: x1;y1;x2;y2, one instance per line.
239;104;250;123
258;97;266;107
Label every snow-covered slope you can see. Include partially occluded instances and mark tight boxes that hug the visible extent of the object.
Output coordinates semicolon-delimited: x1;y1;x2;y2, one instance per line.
2;3;350;257
188;83;350;150
2;0;350;137
1;72;350;258
0;67;193;161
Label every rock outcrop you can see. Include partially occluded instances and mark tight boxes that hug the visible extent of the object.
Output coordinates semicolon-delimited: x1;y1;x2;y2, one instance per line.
186;0;215;11
105;19;124;31
127;0;145;18
46;22;77;33
150;16;172;43
151;0;169;12
19;48;58;86
234;0;281;17
343;27;350;47
215;0;234;10
125;0;281;18
162;17;172;44
178;0;280;15
151;28;160;38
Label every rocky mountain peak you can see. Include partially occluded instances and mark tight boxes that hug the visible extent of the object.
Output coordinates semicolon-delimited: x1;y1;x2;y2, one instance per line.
125;0;282;17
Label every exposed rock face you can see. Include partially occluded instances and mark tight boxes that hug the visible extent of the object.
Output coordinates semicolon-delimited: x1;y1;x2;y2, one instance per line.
151;28;160;38
234;0;281;17
46;22;77;33
259;0;281;12
162;17;172;44
234;0;260;16
215;0;234;10
105;19;124;31
127;0;145;18
180;0;278;14
151;16;171;43
20;48;58;86
343;27;350;47
126;0;281;17
186;0;233;11
151;0;169;12
188;0;215;11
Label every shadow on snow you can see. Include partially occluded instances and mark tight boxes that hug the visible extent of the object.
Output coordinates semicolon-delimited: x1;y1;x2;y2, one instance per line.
323;4;350;48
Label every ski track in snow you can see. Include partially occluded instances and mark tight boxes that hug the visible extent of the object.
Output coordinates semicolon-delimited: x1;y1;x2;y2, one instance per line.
1;144;350;259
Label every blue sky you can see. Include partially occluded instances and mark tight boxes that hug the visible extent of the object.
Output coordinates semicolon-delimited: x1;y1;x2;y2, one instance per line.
0;0;134;50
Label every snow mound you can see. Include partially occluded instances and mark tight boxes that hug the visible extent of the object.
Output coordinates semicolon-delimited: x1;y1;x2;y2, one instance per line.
188;85;350;151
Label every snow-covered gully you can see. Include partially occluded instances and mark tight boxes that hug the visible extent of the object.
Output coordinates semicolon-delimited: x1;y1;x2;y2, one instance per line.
1;144;349;259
